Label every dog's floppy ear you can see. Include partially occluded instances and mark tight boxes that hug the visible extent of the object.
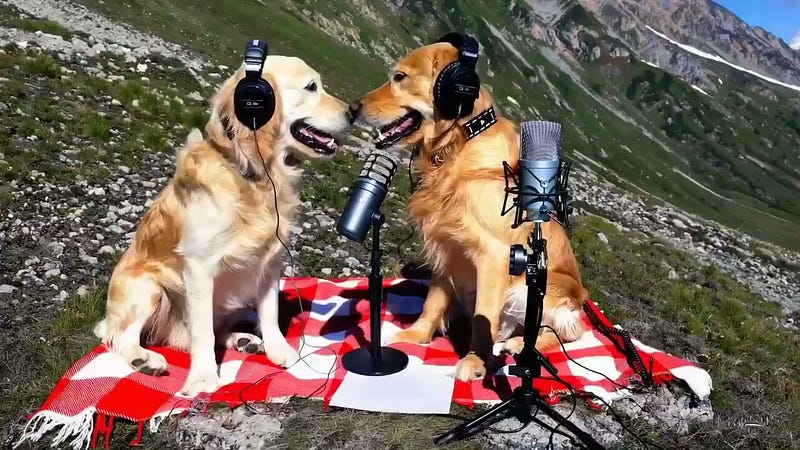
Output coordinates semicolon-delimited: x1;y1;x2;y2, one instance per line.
206;66;247;146
429;44;457;78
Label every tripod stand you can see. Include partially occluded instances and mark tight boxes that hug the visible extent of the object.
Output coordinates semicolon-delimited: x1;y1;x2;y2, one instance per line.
341;212;409;376
435;222;603;448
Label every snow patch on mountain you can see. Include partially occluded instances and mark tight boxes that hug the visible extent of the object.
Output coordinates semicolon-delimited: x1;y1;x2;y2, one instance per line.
646;26;800;94
691;85;710;96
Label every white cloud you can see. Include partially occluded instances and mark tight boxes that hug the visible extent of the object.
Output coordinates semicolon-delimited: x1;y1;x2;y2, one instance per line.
791;29;800;50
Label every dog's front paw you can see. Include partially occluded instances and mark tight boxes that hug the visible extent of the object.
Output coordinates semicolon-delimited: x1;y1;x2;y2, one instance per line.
390;327;433;345
501;337;524;355
226;332;264;354
264;340;300;368
454;353;486;382
179;370;222;397
129;349;168;376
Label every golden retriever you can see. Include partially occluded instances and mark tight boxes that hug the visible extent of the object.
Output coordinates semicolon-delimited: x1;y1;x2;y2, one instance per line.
351;39;589;381
93;55;351;397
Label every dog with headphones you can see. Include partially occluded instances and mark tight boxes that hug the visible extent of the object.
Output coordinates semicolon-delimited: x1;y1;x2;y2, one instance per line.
94;39;351;397
350;33;589;381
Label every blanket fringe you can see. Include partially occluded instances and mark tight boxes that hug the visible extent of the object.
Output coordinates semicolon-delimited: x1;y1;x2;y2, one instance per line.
14;407;96;450
148;406;188;434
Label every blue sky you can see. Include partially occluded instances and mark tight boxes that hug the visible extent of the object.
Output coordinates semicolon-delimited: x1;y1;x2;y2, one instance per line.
716;0;800;48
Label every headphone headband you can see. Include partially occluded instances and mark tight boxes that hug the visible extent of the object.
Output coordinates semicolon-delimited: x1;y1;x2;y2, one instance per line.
244;39;267;80
436;32;479;72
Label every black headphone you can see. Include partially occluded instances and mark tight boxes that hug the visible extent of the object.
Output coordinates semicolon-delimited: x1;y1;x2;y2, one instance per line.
432;32;481;120
233;39;276;131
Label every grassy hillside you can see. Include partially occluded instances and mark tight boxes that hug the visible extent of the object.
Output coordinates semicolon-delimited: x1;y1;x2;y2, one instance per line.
72;0;800;252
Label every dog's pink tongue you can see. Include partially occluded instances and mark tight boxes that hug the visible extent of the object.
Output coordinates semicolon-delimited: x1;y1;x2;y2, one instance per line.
310;130;332;143
301;127;332;143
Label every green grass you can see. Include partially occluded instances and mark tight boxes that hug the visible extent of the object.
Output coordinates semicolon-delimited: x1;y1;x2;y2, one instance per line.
275;399;481;450
181;106;208;130
143;125;167;149
9;18;74;39
115;79;145;105
75;0;386;100
571;215;800;449
82;112;111;140
21;54;60;78
1;289;104;429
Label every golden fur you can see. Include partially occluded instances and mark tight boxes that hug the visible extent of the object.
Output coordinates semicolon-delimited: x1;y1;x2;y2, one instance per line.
354;42;589;381
94;56;350;397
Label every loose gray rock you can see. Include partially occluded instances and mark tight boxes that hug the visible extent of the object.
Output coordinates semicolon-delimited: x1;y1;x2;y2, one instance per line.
49;242;65;257
669;269;679;280
24;256;40;267
175;407;283;449
315;214;335;228
0;284;17;295
80;255;99;265
345;257;361;268
597;232;609;245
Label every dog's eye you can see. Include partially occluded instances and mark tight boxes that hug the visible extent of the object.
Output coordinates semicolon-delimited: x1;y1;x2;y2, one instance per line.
392;72;407;83
304;81;317;92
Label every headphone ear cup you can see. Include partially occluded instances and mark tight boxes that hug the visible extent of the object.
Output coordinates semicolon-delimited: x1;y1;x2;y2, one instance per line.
433;61;461;120
434;61;480;120
456;70;480;116
233;77;276;131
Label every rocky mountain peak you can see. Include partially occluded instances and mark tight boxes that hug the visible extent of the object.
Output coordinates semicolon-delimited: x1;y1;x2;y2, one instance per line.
569;0;800;90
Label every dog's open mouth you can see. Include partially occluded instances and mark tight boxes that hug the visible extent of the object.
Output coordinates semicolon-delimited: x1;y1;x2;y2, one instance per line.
374;110;423;149
290;120;339;155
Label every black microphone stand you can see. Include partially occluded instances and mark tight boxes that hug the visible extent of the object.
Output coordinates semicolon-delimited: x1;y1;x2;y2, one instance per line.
341;211;409;376
434;221;603;448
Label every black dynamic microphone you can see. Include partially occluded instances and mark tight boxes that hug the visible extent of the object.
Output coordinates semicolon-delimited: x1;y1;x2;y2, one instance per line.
518;121;562;223
336;150;398;242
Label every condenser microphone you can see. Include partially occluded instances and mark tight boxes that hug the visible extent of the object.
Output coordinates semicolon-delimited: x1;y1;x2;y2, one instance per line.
336;150;398;242
518;121;562;223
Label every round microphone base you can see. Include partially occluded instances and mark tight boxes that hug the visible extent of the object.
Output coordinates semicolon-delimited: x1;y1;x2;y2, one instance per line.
341;347;409;376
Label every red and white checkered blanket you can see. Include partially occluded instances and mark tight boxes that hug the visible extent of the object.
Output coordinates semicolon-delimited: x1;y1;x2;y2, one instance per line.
15;277;712;449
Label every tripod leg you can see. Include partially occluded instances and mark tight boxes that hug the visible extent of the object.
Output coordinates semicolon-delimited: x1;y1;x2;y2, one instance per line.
435;397;517;446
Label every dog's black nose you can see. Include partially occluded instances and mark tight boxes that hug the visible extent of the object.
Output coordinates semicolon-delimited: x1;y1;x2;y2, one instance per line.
348;100;362;124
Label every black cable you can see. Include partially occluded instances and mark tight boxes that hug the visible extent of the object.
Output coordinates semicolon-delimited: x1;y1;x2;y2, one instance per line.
538;325;666;450
231;126;338;415
539;324;630;392
544;371;580;450
393;149;418;261
538;323;655;418
407;144;418;192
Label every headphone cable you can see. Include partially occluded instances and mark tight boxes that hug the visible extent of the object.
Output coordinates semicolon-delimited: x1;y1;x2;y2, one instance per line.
227;126;339;415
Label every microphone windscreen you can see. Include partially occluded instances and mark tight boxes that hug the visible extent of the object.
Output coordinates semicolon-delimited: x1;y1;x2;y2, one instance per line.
520;121;562;161
359;150;398;185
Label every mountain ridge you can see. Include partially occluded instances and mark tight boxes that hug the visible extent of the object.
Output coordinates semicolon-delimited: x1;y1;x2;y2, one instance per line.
574;0;800;90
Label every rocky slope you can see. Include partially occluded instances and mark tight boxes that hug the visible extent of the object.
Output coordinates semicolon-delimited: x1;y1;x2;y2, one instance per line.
574;0;800;91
